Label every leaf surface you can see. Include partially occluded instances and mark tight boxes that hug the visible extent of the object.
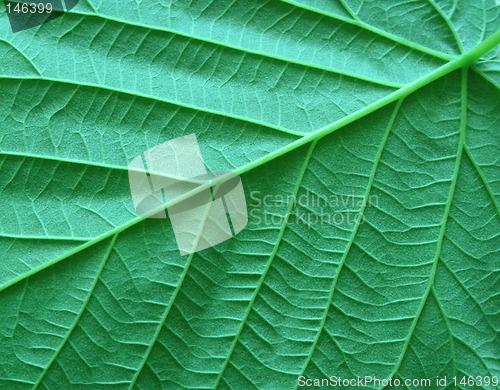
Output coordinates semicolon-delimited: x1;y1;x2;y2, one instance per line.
0;0;499;389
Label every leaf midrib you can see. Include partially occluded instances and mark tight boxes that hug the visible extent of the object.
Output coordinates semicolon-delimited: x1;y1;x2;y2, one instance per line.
1;31;498;295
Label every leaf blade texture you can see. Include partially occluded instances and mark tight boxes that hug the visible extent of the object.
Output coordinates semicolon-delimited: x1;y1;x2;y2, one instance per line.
0;0;499;389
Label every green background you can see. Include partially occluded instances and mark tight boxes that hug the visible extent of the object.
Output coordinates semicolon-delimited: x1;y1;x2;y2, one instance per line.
0;0;499;388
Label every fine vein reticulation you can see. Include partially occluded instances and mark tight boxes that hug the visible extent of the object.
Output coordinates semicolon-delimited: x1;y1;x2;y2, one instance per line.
0;0;498;388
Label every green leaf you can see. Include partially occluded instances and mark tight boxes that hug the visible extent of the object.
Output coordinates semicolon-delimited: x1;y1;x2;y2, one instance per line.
0;1;499;389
